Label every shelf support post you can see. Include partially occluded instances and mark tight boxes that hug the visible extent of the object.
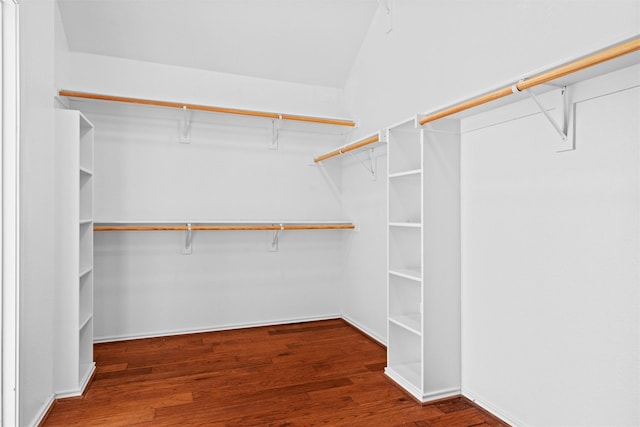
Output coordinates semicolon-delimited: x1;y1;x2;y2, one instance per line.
180;106;192;143
182;222;193;254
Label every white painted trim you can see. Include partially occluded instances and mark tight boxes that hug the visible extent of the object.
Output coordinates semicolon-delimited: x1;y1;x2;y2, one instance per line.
384;367;423;401
24;393;54;427
93;314;342;343
1;1;20;425
54;363;95;399
341;314;386;346
421;387;461;402
462;388;524;427
385;368;461;404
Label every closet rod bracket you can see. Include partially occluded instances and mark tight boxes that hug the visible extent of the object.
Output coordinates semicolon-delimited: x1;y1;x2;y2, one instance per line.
345;147;378;181
182;222;193;254
516;83;574;150
270;224;284;252
180;106;192;143
368;148;377;181
270;115;282;150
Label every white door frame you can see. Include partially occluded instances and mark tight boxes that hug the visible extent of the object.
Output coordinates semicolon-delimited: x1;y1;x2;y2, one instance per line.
1;0;20;425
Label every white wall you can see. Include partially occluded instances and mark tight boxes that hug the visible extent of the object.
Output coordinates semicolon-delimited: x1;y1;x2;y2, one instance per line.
340;147;387;343
52;25;358;338
54;0;70;99
62;52;347;120
70;85;351;341
344;0;640;136
462;67;639;426
19;0;56;425
340;0;640;350
340;0;640;424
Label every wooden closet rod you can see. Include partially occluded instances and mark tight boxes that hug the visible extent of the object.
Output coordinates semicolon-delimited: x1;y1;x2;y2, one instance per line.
314;134;380;163
94;223;355;232
418;37;640;126
58;90;357;128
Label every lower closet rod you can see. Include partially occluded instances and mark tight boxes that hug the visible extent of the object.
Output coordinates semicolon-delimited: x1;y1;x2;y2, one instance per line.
94;224;355;232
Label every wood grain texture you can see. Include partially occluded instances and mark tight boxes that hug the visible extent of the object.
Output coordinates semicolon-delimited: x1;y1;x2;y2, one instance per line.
314;134;380;163
419;37;640;126
516;37;640;90
42;319;508;426
58;90;356;127
93;223;355;232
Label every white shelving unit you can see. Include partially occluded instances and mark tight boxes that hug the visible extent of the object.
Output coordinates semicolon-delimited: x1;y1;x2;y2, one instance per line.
385;117;461;403
54;109;96;398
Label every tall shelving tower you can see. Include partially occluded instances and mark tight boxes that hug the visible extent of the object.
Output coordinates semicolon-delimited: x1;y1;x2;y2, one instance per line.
385;117;461;403
54;109;96;397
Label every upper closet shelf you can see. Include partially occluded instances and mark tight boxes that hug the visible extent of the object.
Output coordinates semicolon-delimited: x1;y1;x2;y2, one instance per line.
58;90;357;136
417;36;640;126
314;130;387;163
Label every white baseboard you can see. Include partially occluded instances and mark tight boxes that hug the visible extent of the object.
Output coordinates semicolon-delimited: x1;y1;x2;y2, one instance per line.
94;314;342;343
462;387;524;426
341;314;387;346
26;393;55;427
55;363;96;399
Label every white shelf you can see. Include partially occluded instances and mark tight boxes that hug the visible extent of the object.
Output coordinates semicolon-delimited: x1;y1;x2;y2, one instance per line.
389;268;421;282
389;222;421;228
79;218;93;225
389;315;422;336
79;312;92;331
388;362;422;387
79;266;92;279
79;166;93;176
388;124;422;174
389;169;421;179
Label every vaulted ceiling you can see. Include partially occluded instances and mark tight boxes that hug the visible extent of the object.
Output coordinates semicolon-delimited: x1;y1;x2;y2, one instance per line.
57;0;380;88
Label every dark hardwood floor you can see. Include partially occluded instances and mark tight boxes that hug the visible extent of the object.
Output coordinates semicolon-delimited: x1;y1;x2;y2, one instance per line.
44;319;507;426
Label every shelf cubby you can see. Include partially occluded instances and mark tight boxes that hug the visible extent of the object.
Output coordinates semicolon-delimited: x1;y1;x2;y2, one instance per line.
79;115;94;172
387;321;422;390
79;171;92;221
389;173;422;224
389;274;422;335
388;125;421;175
79;221;93;275
388;226;421;273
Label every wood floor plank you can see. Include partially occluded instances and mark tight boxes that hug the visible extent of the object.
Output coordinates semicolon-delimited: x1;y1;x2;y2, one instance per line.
43;319;508;426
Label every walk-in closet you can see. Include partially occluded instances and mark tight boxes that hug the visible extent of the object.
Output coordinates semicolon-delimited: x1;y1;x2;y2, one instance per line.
3;1;639;426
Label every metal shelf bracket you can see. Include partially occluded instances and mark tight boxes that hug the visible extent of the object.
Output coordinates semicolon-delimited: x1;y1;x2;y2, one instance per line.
182;222;193;254
270;224;284;252
523;87;567;141
270;115;282;150
180;106;192;143
515;83;575;151
346;148;378;181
